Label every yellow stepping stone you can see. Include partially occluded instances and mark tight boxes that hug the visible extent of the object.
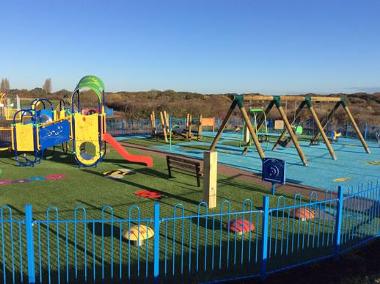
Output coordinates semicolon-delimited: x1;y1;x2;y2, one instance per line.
333;177;351;182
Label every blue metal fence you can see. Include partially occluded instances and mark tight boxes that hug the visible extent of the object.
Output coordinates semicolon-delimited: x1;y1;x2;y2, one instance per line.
1;181;379;283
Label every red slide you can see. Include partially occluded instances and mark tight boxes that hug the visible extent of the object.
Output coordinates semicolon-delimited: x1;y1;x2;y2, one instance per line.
103;133;153;167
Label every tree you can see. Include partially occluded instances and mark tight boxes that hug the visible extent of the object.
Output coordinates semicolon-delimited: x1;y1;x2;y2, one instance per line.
1;78;10;92
43;78;52;94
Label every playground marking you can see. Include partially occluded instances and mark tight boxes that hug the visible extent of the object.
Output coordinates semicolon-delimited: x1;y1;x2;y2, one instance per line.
30;176;46;181
13;179;31;184
135;190;162;199
103;169;135;179
333;177;351;182
46;174;65;181
367;160;380;166
0;174;65;186
0;180;12;185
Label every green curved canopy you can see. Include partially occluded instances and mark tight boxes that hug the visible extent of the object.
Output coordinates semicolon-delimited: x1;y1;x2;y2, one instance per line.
74;75;105;102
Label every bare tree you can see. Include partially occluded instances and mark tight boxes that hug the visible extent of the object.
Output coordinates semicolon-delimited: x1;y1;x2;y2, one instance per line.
43;78;52;94
1;78;10;92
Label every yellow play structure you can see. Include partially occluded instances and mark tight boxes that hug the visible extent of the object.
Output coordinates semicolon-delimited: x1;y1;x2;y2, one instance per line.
0;75;153;168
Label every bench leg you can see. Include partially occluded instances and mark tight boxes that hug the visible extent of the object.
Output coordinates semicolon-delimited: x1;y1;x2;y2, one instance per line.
166;157;172;178
196;165;201;187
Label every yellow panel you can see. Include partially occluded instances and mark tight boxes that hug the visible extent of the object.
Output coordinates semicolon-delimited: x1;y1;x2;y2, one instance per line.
5;108;20;120
73;113;99;141
58;110;66;119
14;124;34;151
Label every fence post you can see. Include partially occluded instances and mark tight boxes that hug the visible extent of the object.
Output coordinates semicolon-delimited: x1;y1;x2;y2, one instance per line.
260;196;270;280
334;186;344;256
153;202;160;282
25;204;36;284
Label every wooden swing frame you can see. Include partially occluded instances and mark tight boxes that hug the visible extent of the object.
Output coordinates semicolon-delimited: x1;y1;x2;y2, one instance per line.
209;94;370;166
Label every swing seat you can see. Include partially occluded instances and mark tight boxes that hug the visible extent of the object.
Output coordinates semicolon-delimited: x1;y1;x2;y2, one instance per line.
278;137;293;148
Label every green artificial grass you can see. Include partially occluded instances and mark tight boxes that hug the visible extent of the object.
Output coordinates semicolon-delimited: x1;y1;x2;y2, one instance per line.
0;146;377;283
0;146;279;218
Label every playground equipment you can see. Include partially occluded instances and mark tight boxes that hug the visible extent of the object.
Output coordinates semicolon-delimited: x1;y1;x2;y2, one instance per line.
7;75;153;167
210;94;370;166
241;108;269;154
150;111;215;142
227;219;255;236
184;114;215;140
150;110;170;142
0;92;21;120
123;225;154;246
331;130;342;142
0;126;12;151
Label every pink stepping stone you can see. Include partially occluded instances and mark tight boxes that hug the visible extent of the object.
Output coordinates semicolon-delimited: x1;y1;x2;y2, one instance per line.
227;219;255;235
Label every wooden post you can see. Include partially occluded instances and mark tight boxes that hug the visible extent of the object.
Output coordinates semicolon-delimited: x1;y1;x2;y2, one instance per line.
198;114;203;140
342;104;370;154
163;111;170;142
188;114;193;140
273;101;306;150
243;125;250;144
160;111;168;143
203;151;218;208
150;111;156;137
307;103;337;160
310;102;340;144
163;111;169;128
276;101;308;166
210;99;237;151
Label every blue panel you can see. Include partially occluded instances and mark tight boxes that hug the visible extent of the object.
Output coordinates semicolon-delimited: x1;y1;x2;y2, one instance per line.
262;158;286;184
39;120;70;150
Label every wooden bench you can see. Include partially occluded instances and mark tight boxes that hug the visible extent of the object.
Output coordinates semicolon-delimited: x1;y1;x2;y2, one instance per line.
166;155;202;187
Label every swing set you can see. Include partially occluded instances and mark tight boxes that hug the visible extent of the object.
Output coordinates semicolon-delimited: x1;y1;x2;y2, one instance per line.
210;94;370;166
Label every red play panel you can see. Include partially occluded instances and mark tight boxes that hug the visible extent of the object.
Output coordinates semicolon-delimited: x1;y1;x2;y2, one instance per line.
135;190;162;199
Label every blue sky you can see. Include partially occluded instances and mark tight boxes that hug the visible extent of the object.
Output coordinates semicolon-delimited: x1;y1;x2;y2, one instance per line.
1;0;379;94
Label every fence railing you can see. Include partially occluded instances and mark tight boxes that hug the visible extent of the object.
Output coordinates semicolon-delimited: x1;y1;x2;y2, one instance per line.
1;182;379;283
105;117;380;144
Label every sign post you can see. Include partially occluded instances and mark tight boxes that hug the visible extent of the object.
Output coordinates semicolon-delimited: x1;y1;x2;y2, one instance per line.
262;158;286;195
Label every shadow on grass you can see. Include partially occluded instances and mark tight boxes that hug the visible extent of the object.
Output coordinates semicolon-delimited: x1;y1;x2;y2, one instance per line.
81;169;201;206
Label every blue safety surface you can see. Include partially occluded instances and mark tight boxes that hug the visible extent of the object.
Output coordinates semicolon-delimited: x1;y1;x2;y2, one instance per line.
150;131;380;191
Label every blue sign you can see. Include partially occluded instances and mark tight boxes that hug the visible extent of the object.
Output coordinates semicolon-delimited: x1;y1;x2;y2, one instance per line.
262;158;286;185
39;120;71;150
